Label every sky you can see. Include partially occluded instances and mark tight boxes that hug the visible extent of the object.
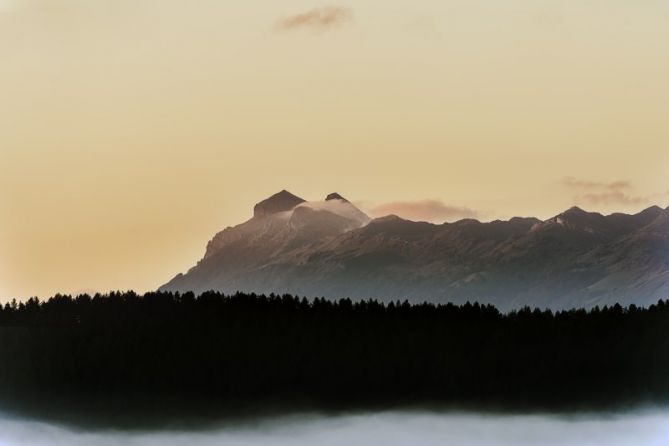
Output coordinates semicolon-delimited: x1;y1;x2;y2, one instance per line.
1;0;669;301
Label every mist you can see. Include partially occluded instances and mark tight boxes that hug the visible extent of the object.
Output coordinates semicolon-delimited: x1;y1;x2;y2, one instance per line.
1;410;668;446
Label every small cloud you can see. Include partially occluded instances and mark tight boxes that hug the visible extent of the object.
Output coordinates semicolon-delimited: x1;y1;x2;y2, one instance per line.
367;200;480;223
562;176;631;191
578;191;646;206
276;7;352;32
562;177;668;207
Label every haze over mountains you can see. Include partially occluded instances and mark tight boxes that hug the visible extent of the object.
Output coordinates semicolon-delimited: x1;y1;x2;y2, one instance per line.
161;190;669;310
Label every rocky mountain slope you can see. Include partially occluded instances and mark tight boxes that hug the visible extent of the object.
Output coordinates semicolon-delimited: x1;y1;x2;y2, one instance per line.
160;190;669;310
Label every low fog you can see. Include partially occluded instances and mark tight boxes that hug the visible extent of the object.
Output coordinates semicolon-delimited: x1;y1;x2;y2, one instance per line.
1;410;668;446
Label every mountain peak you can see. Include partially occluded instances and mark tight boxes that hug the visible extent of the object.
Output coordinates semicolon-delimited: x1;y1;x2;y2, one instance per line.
530;206;605;233
326;192;348;202
302;194;371;226
372;214;404;223
563;206;588;216
253;190;306;218
637;205;663;218
555;206;604;222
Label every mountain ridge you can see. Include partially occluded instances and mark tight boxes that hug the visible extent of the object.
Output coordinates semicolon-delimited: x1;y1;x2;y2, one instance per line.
161;190;669;310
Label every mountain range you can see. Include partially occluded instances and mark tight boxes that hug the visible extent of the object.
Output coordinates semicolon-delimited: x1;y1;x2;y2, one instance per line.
160;190;669;310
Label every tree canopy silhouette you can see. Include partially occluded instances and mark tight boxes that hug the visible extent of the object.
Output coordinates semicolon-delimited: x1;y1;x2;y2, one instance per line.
1;291;668;420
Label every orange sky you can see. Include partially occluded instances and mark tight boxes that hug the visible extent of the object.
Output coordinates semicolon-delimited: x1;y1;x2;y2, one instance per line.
1;0;669;301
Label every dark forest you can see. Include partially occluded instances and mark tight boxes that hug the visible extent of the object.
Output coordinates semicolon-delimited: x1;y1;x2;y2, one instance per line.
1;291;669;424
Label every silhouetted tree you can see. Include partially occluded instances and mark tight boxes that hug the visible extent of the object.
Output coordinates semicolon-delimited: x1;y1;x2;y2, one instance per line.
0;292;668;418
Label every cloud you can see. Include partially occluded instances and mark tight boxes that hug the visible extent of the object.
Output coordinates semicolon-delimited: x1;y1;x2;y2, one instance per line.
562;176;631;191
276;7;352;32
368;200;480;223
578;191;646;206
562;177;668;207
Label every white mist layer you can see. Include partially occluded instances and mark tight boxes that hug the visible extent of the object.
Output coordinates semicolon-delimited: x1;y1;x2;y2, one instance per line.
1;410;669;446
296;199;371;226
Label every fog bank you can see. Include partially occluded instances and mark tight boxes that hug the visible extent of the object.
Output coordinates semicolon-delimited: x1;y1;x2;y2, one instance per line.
1;410;668;446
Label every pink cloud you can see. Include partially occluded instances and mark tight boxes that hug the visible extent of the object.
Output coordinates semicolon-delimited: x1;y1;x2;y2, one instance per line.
276;7;353;32
368;200;480;223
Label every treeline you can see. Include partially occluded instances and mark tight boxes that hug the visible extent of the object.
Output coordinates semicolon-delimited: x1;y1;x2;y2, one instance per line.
1;291;669;420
